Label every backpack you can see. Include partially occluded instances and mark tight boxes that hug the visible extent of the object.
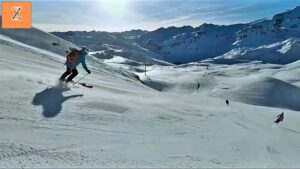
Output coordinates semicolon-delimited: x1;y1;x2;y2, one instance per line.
65;48;80;68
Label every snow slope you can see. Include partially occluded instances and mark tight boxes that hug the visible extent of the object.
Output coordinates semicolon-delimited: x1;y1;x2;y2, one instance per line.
1;12;300;169
52;31;170;66
2;38;300;167
211;76;300;111
138;61;300;111
0;17;77;57
216;38;300;64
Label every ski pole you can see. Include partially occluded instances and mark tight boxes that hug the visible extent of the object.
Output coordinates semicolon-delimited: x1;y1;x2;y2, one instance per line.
73;73;89;85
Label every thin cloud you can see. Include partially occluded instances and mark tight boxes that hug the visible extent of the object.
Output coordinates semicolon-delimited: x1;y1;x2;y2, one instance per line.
151;7;182;16
30;0;300;32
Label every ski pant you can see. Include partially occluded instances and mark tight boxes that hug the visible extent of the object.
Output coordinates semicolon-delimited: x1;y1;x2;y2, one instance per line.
274;119;281;124
60;67;78;82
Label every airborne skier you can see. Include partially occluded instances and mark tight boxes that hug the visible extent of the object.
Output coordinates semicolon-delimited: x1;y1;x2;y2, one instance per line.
59;47;91;83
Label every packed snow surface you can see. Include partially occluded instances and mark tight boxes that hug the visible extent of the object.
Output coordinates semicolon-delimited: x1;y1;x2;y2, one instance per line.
1;28;300;168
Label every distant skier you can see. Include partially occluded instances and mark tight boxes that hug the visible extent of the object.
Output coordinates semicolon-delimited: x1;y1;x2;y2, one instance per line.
59;47;91;83
226;99;229;106
274;112;284;124
52;42;60;46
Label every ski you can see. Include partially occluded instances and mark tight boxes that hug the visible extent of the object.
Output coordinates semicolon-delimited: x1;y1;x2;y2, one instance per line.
78;82;93;88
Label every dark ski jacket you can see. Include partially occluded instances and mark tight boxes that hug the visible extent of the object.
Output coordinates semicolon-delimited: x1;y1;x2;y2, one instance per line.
275;113;284;123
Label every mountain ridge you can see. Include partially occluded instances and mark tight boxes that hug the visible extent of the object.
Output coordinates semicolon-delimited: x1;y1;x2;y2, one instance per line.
51;6;300;64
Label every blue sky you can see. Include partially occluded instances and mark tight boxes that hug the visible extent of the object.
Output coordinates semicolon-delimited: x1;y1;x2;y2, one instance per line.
2;0;300;32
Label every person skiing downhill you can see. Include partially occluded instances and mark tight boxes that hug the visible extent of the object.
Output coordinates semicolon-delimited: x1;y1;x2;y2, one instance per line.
59;47;91;83
274;112;284;124
226;99;229;106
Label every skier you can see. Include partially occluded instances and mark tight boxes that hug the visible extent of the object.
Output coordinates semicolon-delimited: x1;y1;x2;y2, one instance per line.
59;47;91;83
52;41;59;46
274;112;284;124
226;99;229;106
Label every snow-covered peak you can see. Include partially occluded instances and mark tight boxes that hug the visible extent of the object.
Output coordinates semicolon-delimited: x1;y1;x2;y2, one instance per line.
136;6;300;64
195;23;218;30
216;38;300;64
138;26;194;46
235;6;300;47
272;6;300;29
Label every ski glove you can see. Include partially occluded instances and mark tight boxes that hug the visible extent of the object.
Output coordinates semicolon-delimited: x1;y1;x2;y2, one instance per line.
87;70;91;74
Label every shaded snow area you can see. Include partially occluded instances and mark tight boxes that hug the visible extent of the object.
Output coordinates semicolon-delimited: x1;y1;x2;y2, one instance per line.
1;30;300;168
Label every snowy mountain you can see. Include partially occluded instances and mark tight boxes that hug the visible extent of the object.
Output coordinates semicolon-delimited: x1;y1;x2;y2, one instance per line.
139;24;245;63
138;26;194;48
1;6;300;168
137;6;300;64
118;29;148;40
234;6;300;47
51;6;300;64
51;30;170;66
0;16;143;84
0;17;77;57
52;7;300;65
215;38;300;64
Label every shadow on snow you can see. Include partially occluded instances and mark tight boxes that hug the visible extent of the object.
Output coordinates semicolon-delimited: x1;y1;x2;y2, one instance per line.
32;87;83;118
